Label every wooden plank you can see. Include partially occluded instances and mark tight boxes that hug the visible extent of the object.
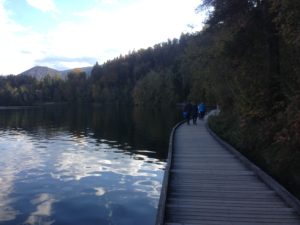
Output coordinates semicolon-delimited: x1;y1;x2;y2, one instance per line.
169;180;268;185
166;204;294;212
169;189;275;194
167;211;300;220
167;198;288;206
166;222;300;225
167;211;300;221
170;169;254;174
166;216;300;224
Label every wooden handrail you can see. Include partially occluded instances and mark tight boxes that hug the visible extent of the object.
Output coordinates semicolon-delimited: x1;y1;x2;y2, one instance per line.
206;122;300;215
155;121;185;225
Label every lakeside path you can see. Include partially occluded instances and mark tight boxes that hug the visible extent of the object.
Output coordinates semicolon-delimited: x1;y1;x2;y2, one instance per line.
156;121;300;225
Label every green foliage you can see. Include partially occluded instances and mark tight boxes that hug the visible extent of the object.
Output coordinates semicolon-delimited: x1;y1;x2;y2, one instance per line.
132;70;179;105
0;75;38;105
201;0;300;198
88;37;188;105
65;71;88;102
271;0;300;47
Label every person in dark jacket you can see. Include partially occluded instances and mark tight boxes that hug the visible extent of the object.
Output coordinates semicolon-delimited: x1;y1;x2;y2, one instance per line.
183;102;192;125
191;103;198;125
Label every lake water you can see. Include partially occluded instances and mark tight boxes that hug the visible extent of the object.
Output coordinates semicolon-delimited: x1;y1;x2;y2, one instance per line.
0;105;180;225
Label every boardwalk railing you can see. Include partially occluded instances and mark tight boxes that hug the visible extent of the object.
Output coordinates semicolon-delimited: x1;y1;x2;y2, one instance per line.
155;121;184;225
206;123;300;215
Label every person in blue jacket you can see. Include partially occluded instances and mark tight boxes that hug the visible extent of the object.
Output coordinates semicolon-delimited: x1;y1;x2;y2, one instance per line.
198;102;206;119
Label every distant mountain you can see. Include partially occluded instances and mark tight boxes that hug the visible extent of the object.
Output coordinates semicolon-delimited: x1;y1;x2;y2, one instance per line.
20;66;61;79
19;66;93;79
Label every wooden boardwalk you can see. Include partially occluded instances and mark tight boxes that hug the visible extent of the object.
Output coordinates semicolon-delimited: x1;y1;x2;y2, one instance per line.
156;121;300;225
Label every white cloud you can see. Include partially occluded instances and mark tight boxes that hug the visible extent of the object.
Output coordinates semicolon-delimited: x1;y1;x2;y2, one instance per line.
101;0;118;5
0;0;47;74
0;0;205;74
26;0;58;13
44;0;204;63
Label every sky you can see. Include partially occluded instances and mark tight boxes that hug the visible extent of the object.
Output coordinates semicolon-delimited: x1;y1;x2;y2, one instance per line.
0;0;205;75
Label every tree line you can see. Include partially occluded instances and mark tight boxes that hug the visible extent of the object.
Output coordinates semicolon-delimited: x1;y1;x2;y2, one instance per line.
0;36;194;106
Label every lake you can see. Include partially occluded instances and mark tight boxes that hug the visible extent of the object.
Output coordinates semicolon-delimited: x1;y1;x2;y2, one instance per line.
0;105;180;225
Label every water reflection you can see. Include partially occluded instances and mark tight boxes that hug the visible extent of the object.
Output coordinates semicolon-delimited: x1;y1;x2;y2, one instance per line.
0;105;179;159
49;136;164;182
0;105;180;225
25;193;56;225
94;187;106;196
0;131;42;222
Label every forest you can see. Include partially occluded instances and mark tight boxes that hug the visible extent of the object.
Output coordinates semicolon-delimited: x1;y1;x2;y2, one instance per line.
0;37;188;106
0;0;299;198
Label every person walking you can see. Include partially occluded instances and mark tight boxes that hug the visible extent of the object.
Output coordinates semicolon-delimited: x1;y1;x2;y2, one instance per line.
192;102;198;125
183;101;192;125
198;102;206;120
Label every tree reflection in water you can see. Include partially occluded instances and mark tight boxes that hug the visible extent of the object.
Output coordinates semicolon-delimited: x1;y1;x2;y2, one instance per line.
0;104;180;225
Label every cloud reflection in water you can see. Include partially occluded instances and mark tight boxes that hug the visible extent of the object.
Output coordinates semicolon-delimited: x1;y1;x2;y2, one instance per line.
0;130;166;224
51;135;164;181
25;193;56;225
0;131;43;222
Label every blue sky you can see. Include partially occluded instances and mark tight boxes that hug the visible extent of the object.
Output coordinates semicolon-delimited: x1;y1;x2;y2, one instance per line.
0;0;204;75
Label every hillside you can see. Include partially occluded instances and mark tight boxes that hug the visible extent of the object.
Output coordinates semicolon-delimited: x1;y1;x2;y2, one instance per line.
20;66;61;79
20;66;93;79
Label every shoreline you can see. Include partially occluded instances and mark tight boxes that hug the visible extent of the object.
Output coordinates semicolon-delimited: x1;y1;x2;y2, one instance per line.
0;102;68;110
